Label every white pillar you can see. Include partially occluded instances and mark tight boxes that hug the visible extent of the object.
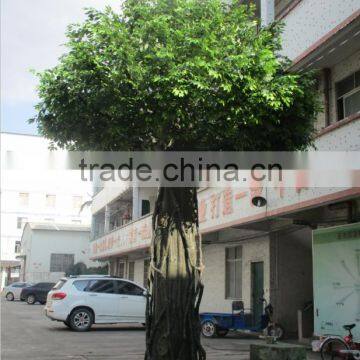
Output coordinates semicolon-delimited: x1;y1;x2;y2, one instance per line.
132;186;140;220
260;0;274;27
104;205;110;233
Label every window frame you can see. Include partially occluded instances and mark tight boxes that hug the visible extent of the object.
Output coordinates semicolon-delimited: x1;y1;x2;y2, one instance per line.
72;280;90;292
128;261;135;281
115;280;144;296
342;87;360;119
141;199;151;216
117;261;125;278
49;253;75;273
225;246;243;300
86;279;116;294
14;241;21;253
336;70;360;121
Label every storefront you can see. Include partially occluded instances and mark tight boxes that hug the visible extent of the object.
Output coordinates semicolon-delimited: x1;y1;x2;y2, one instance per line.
90;183;360;337
313;222;360;339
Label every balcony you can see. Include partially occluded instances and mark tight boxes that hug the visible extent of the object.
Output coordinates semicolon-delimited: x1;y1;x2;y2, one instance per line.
92;182;131;215
92;187;133;239
90;186;360;260
90;213;152;259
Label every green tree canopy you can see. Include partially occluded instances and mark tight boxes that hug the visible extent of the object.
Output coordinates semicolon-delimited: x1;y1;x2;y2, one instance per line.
32;0;319;152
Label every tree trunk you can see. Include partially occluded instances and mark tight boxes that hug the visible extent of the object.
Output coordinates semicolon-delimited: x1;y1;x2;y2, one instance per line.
145;187;206;360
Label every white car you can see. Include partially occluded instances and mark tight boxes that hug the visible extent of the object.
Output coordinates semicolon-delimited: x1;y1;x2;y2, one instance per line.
2;282;33;301
44;275;147;331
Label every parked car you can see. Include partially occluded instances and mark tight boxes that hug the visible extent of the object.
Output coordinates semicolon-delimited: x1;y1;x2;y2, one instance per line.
20;282;56;305
2;282;33;301
44;275;147;331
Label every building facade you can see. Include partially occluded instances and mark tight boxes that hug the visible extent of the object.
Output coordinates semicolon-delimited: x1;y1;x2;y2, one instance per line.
0;132;92;288
19;223;94;283
88;0;360;339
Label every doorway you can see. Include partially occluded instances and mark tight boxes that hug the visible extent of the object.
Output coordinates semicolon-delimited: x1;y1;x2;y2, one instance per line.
251;261;264;325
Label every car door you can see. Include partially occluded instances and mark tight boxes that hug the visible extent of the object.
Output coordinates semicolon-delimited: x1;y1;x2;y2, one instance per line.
11;283;25;299
85;279;120;323
44;283;56;301
38;283;54;302
115;280;146;323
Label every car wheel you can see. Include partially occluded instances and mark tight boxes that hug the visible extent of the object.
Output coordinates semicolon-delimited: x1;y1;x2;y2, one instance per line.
6;292;14;301
69;308;93;332
26;294;36;305
201;321;217;338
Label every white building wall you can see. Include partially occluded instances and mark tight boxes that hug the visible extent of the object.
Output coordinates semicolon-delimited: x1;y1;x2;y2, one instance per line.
134;259;145;287
0;133;92;287
279;0;359;61
200;236;270;313
315;117;360;151
23;228;94;283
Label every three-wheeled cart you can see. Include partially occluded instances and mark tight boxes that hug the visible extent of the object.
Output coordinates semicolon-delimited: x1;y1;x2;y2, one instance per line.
200;300;284;339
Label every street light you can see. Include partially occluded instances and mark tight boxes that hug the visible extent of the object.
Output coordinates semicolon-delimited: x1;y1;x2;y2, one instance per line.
251;196;267;207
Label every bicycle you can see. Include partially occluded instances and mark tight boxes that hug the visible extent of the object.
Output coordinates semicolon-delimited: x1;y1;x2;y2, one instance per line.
320;324;360;360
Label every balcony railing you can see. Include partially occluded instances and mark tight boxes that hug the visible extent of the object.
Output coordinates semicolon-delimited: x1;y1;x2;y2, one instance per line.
90;213;152;259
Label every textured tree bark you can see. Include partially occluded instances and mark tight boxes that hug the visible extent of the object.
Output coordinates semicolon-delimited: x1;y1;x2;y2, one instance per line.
145;187;206;360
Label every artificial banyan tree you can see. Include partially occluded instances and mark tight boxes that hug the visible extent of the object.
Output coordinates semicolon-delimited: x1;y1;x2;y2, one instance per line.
32;0;319;359
145;187;205;359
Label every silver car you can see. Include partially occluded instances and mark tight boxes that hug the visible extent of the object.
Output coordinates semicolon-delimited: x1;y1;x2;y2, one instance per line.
2;282;33;301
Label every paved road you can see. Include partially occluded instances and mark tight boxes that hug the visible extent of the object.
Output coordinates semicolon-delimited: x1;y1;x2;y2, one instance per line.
1;299;320;360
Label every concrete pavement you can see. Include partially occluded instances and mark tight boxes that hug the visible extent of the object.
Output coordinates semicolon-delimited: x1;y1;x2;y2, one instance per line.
1;299;320;360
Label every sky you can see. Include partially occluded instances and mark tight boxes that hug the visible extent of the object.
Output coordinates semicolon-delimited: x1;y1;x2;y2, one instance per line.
1;0;122;135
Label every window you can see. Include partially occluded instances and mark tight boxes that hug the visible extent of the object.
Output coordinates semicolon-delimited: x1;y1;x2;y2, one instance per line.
72;196;83;210
225;246;242;299
46;194;56;208
12;283;25;288
73;280;90;291
336;70;360;121
116;280;144;296
143;259;150;287
36;282;55;290
141;200;151;216
87;280;115;294
50;253;74;272
17;217;28;229
53;279;67;290
118;261;125;278
19;192;29;206
128;261;135;281
14;241;21;253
